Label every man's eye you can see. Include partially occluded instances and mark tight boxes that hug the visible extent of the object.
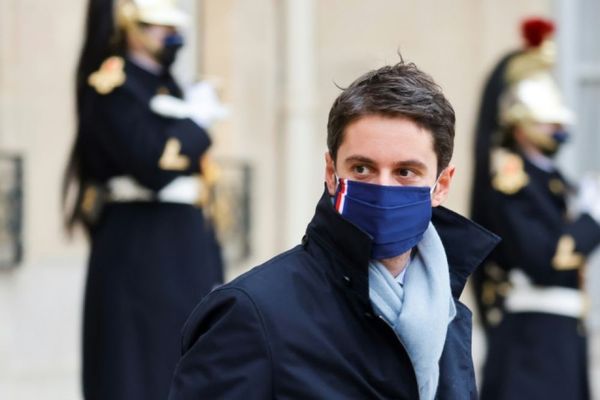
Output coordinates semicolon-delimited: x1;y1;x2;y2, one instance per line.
354;165;370;175
396;169;422;181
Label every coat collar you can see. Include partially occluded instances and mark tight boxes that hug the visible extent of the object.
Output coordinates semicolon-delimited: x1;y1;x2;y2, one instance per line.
306;188;500;301
430;205;501;298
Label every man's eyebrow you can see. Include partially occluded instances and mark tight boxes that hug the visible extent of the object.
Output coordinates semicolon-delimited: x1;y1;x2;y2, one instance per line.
392;159;428;170
344;155;376;165
344;155;428;170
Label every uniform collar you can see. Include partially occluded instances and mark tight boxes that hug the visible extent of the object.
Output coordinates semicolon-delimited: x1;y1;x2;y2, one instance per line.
520;147;556;173
123;58;182;100
127;52;164;76
306;188;500;300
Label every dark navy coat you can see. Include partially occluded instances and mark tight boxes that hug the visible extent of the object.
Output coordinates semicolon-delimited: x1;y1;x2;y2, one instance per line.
79;59;223;400
475;151;600;400
169;191;499;399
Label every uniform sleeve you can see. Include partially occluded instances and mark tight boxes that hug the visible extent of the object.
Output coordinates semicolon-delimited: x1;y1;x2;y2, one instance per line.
492;189;600;286
97;88;211;191
168;287;273;400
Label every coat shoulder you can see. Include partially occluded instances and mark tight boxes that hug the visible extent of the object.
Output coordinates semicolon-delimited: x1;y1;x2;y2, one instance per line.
179;245;314;349
225;245;320;298
215;244;331;324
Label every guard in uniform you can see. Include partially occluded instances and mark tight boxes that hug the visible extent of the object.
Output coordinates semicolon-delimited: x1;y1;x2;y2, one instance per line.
470;18;600;399
63;1;226;399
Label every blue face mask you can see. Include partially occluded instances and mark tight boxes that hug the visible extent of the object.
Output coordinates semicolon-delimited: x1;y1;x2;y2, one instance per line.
159;33;184;68
333;178;434;260
539;129;570;157
552;129;570;144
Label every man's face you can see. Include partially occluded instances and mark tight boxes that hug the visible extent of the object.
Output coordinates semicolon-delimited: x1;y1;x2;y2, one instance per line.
127;23;178;56
141;24;177;45
325;114;455;207
515;121;564;152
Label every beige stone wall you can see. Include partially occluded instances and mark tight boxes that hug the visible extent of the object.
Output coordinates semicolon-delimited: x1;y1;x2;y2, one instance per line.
200;0;283;267
0;0;87;261
0;1;88;398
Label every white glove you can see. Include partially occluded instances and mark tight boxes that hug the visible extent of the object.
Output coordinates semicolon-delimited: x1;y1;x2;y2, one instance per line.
149;81;229;130
185;81;229;129
575;172;600;223
150;94;190;119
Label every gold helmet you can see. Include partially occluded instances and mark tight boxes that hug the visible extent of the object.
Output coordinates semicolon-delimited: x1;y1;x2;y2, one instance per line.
499;18;574;128
116;0;189;30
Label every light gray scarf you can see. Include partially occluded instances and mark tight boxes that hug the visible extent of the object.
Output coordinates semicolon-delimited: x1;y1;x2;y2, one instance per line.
368;223;456;400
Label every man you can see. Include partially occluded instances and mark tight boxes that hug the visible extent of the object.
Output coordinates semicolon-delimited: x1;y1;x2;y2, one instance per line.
169;60;499;399
470;18;600;400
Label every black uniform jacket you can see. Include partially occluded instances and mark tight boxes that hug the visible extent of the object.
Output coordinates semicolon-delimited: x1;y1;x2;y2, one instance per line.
169;191;499;399
80;59;223;400
486;153;600;288
478;152;600;400
79;60;212;190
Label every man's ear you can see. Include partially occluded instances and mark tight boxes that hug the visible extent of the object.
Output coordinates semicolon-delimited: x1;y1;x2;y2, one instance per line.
431;165;455;207
324;152;337;196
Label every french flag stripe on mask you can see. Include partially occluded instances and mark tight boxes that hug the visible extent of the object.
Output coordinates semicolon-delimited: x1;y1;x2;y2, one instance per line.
335;179;348;213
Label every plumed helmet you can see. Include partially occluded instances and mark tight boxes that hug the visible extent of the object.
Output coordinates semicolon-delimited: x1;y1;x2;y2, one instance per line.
500;72;574;126
499;18;574;127
117;0;189;29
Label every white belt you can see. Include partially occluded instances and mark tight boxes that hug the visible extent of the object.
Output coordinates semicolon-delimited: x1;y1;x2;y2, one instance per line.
505;269;585;318
107;175;203;205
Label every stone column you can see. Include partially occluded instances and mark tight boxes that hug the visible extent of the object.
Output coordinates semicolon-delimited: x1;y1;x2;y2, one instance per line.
280;0;319;249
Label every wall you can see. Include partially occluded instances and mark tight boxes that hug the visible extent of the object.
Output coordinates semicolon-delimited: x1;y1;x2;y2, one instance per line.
0;0;88;398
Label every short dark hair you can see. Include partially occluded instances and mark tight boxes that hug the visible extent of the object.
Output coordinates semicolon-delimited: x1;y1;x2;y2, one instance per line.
327;60;456;173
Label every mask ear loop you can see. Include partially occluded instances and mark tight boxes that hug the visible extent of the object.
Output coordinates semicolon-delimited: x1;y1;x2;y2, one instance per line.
331;164;341;191
430;169;445;196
